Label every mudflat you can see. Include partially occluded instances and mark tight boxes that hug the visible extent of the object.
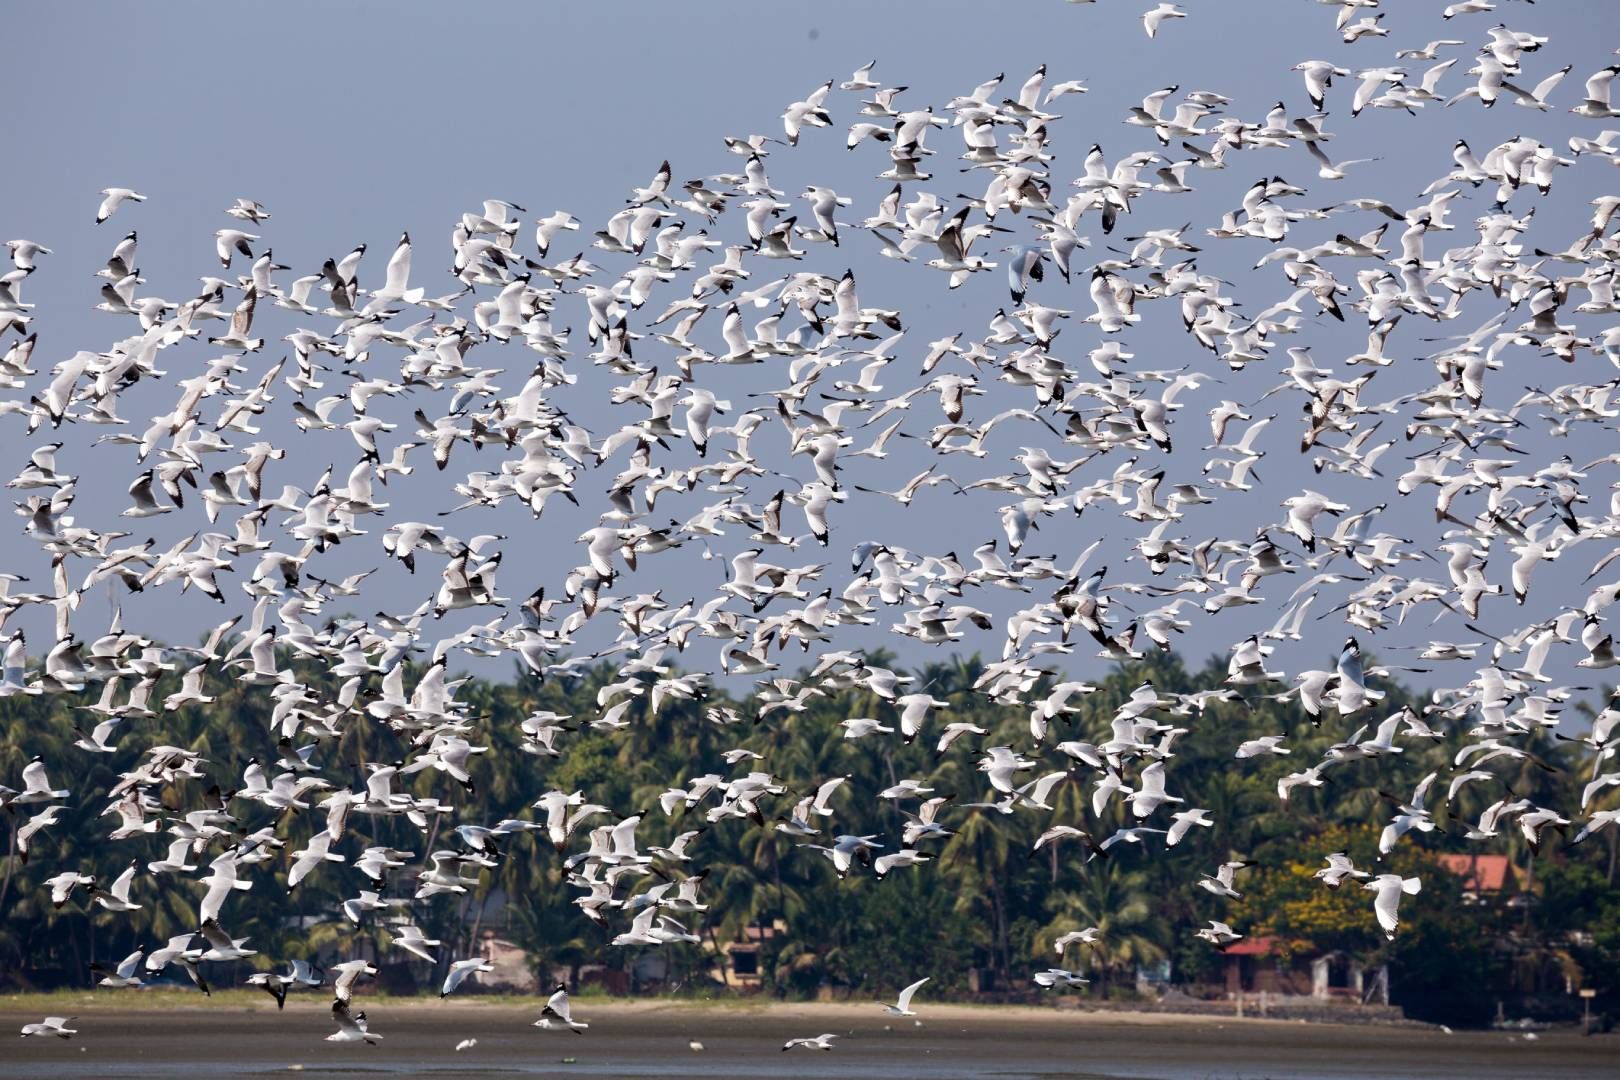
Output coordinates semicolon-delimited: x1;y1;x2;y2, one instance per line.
2;999;1613;1079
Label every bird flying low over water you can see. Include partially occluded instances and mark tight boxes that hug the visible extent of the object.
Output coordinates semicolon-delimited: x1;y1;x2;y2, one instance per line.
538;984;588;1032
327;1002;380;1044
19;1016;77;1039
881;975;930;1016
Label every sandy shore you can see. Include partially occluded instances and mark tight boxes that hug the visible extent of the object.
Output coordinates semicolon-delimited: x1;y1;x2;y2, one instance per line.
3;995;1614;1079
0;989;1357;1024
0;989;1408;1021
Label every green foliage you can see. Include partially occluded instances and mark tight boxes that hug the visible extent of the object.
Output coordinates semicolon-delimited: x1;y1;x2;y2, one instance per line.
1236;824;1391;957
1541;861;1620;991
1;650;1616;1027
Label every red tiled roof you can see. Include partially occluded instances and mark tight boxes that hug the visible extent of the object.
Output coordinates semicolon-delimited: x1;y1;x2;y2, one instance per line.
1437;853;1513;892
1224;935;1280;956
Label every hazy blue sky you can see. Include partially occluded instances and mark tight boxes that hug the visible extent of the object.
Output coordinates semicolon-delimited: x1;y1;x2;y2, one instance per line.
4;1;1619;689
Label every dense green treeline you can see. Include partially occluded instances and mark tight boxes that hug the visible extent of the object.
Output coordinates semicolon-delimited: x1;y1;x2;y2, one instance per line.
1;650;1617;1026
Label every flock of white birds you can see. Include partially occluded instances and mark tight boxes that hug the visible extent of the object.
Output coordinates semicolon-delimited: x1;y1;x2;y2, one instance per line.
8;0;1620;1051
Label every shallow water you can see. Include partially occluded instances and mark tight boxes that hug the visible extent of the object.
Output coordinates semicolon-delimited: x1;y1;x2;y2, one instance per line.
3;1005;1613;1080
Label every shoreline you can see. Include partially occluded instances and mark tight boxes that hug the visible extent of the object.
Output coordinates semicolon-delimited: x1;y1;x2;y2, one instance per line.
9;993;1614;1080
0;990;1422;1029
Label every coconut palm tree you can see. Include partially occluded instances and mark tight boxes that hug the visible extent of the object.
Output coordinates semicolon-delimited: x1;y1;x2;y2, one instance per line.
1038;862;1167;996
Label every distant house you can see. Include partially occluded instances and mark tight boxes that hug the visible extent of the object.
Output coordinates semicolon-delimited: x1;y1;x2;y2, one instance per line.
714;922;781;988
1311;951;1386;1003
631;950;672;985
1219;936;1386;1003
1436;853;1519;903
477;931;538;992
1220;936;1309;995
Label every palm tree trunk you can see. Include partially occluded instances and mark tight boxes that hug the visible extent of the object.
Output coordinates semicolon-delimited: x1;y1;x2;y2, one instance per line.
990;878;1010;989
421;811;443;867
769;841;786;921
704;924;728;988
468;894;487;967
0;822;17;921
1522;850;1536;931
